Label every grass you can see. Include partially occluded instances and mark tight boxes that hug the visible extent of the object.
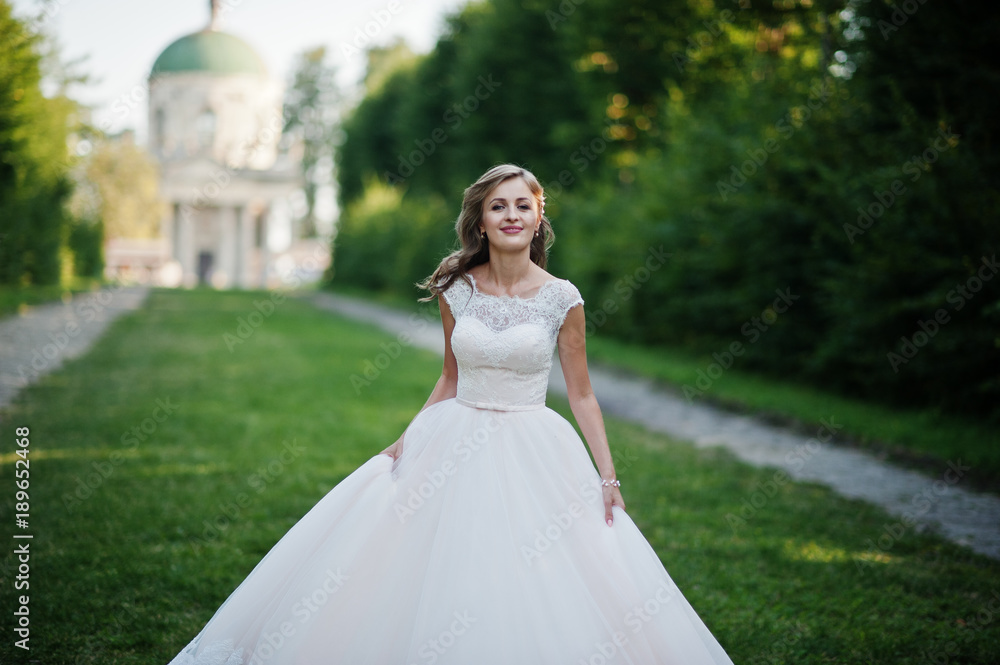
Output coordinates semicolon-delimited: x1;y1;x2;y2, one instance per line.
584;336;1000;490
1;288;998;664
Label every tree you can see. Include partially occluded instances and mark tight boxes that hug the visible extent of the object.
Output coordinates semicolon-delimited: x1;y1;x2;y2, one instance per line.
330;0;1000;420
284;46;340;238
336;40;418;208
0;0;76;286
69;133;164;239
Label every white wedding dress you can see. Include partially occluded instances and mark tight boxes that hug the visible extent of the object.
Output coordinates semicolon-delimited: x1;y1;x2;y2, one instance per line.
169;275;733;664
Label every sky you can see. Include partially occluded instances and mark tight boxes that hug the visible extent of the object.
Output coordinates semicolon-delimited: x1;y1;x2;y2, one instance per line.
12;0;469;139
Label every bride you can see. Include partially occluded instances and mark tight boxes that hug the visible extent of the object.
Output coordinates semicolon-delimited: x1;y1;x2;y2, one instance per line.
169;164;734;664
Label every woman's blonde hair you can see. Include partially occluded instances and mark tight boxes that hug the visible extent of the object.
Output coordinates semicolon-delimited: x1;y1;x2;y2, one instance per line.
418;164;554;300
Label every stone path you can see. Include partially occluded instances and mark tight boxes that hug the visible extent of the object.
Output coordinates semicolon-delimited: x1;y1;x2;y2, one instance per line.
0;286;150;410
309;291;1000;561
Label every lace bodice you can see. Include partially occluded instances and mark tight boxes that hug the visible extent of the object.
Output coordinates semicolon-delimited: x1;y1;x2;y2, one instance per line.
441;274;584;411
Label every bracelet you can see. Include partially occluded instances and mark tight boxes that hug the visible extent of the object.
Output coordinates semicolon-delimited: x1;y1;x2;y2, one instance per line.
601;478;620;488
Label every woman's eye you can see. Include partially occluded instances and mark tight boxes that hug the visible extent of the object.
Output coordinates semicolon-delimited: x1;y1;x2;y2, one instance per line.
492;205;503;211
518;205;530;210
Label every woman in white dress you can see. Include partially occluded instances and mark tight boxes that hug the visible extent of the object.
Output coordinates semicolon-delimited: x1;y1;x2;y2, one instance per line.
169;164;734;664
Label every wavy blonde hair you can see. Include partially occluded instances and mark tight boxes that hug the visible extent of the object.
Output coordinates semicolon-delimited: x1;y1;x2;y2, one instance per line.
418;164;555;301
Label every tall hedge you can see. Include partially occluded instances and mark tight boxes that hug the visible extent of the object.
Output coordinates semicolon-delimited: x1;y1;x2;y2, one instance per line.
0;1;76;286
331;0;1000;421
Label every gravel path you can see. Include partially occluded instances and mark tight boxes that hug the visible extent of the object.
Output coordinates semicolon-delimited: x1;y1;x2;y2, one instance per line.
308;291;1000;561
0;286;150;410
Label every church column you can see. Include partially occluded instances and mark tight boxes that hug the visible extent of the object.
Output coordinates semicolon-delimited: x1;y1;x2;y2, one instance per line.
177;202;196;287
258;208;270;288
170;203;181;263
166;202;180;287
217;206;237;288
235;205;251;288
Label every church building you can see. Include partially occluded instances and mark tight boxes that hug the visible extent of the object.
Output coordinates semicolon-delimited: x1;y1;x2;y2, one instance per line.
148;1;301;288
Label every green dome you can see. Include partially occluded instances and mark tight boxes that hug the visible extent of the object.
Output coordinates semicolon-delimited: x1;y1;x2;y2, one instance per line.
151;30;266;77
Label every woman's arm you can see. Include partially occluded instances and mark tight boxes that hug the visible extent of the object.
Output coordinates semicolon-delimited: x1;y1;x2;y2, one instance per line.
417;294;460;410
557;304;626;526
380;295;459;459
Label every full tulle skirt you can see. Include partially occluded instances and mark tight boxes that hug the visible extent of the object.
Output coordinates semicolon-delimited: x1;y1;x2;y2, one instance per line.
168;398;733;664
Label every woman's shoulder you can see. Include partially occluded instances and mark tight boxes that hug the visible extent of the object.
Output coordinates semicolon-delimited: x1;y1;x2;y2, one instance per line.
538;269;581;296
439;273;474;313
534;275;583;333
527;266;577;296
537;273;584;312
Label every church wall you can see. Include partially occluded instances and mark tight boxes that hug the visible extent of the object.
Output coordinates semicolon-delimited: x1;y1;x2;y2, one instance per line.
149;73;283;170
147;35;300;290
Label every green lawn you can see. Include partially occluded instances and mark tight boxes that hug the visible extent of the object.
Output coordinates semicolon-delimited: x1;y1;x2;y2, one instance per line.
1;288;998;664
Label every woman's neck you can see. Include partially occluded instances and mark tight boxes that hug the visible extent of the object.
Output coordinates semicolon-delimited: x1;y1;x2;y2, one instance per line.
481;251;536;294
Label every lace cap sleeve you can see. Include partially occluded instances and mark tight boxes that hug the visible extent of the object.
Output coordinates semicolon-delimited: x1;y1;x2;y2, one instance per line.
440;276;473;318
550;279;584;332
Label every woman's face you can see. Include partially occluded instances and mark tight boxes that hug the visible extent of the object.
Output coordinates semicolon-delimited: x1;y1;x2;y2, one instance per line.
479;177;539;253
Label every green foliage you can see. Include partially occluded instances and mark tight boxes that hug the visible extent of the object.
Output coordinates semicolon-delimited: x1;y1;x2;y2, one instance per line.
70;135;164;239
336;60;419;206
0;0;76;286
332;0;1000;420
68;217;104;278
330;179;452;296
0;284;68;316
336;0;593;207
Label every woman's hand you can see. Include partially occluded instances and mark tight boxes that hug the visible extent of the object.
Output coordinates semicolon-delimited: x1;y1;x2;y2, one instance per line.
380;435;404;460
603;483;626;527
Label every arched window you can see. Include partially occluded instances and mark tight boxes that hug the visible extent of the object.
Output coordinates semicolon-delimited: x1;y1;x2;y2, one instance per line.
196;109;216;149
